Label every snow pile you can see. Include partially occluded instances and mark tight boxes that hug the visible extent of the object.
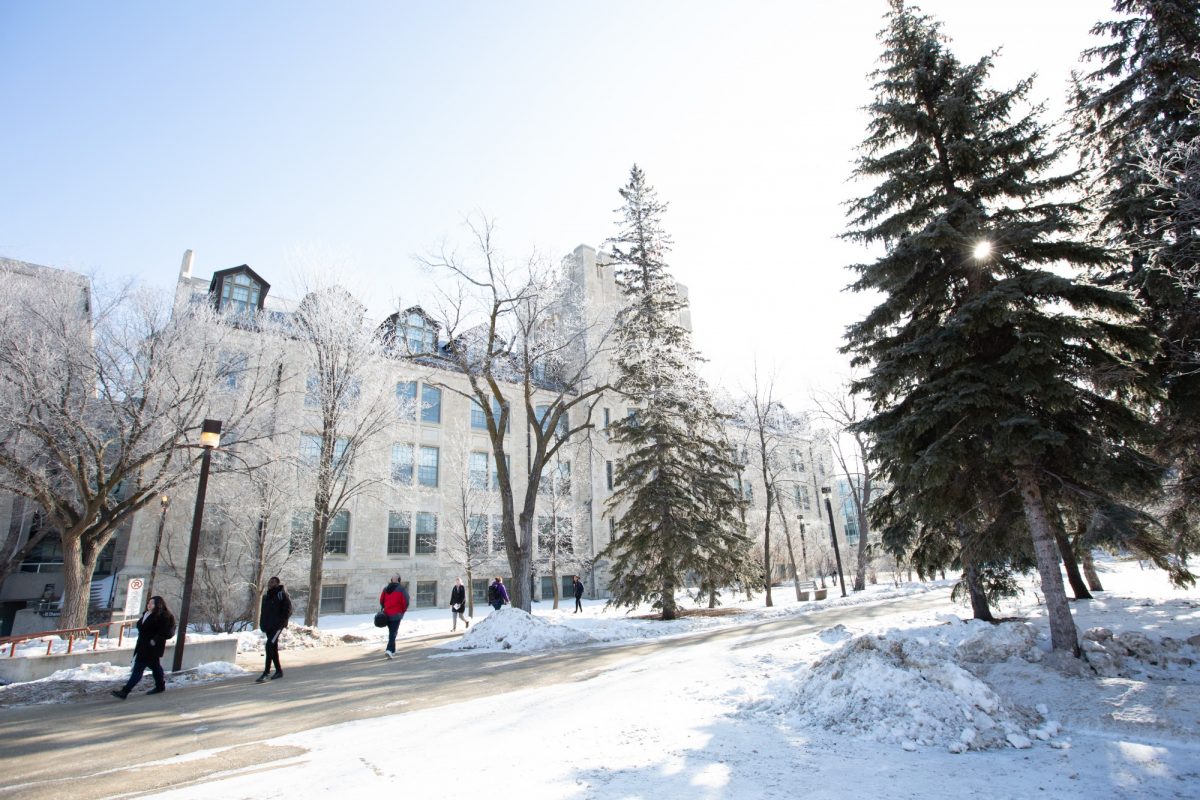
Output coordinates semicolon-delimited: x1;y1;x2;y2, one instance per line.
750;623;1056;752
237;625;366;653
1079;626;1200;678
442;607;595;652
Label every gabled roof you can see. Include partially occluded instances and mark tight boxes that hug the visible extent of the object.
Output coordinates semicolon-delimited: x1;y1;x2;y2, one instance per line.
208;264;272;297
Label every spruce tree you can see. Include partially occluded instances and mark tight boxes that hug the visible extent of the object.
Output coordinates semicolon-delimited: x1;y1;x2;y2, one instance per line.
600;165;751;621
843;2;1161;655
1071;0;1200;559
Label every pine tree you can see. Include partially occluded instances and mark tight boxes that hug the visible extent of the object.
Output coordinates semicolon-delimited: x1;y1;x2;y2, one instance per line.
843;2;1162;654
600;165;751;621
1071;0;1200;559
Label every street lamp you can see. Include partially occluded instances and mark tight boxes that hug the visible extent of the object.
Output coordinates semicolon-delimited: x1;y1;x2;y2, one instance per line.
797;517;811;581
146;494;169;599
821;487;848;598
173;419;221;673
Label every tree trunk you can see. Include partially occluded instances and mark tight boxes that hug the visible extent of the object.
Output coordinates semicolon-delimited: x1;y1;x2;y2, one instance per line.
777;510;802;601
1015;466;1080;656
707;587;717;609
1078;516;1104;591
1080;544;1104;592
304;507;329;627
508;510;535;612
854;465;872;591
1054;515;1093;600
60;532;103;630
957;523;994;621
661;574;677;621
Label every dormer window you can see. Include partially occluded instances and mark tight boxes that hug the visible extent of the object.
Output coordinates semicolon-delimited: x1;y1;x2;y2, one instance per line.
210;265;270;315
400;309;437;353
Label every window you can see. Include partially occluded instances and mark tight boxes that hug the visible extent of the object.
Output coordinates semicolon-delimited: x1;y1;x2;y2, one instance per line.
603;407;611;429
540;575;555;599
535;404;568;438
391;444;414;484
540;460;571;494
742;480;754;503
471;397;508;431
415;580;437;608
469;452;489;490
608;517;616;542
791;449;806;473
403;311;436;354
220;271;261;314
472;578;489;603
492;453;509;491
326;510;349;554
606;461;614;491
491;515;506;553
421;384;441;424
418;446;439;487
218;351;246;390
415;512;437;554
562;575;575;599
319;584;346;614
301;435;347;469
538;516;574;555
387;511;410;555
305;375;320;407
290;512;310;553
396;381;417;420
795;485;811;512
468;514;488;555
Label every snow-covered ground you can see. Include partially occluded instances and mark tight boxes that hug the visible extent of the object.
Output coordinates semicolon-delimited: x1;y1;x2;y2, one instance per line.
4;558;1198;799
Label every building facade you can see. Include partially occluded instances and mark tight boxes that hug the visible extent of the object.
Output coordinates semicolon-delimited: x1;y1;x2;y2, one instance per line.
0;247;842;629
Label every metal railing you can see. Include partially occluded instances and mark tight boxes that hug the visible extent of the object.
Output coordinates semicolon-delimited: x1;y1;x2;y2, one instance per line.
0;618;140;658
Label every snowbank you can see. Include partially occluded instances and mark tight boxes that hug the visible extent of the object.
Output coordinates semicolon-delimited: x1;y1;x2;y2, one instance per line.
441;607;595;652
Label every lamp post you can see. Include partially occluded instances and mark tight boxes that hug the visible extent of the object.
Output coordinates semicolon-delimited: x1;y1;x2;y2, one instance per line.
173;419;221;673
821;487;848;598
146;494;169;600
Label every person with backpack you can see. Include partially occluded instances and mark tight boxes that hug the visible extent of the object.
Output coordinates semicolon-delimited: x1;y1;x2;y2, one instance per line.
572;575;584;613
256;576;293;683
487;576;509;611
379;575;409;658
449;577;469;631
112;595;176;699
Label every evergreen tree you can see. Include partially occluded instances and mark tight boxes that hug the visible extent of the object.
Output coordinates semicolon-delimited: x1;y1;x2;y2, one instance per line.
1071;0;1200;560
843;2;1162;655
600;165;751;621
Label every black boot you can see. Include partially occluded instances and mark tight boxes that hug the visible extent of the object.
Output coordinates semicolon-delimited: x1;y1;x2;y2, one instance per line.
255;673;269;683
146;685;165;695
112;688;129;700
270;671;283;680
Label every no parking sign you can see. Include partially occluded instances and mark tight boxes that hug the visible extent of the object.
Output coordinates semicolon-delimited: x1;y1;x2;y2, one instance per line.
124;577;145;617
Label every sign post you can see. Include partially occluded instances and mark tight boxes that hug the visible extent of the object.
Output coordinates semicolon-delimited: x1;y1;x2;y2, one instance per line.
124;577;145;618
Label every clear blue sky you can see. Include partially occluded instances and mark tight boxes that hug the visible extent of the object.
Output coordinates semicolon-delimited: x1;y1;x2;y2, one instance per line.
0;0;1111;403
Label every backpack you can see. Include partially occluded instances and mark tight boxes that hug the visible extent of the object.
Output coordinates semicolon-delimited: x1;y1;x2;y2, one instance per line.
487;584;498;604
164;614;178;640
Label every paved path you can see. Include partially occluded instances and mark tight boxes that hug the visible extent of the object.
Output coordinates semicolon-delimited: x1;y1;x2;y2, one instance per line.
0;590;950;799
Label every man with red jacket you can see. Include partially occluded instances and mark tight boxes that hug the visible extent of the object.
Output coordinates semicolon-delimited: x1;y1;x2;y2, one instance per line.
379;575;409;659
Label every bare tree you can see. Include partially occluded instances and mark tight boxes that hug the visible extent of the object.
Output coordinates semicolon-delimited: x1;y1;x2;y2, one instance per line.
0;268;283;629
290;280;402;626
740;366;788;606
535;450;581;609
443;434;494;619
811;382;876;592
415;217;613;611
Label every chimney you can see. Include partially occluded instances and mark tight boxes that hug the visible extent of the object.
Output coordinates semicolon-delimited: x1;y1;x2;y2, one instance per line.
180;249;194;279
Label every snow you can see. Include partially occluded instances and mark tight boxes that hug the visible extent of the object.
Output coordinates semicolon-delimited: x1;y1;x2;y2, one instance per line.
4;557;1199;798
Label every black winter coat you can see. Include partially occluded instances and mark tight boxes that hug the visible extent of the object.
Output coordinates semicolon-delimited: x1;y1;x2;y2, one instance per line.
449;584;466;610
260;585;293;633
134;611;175;659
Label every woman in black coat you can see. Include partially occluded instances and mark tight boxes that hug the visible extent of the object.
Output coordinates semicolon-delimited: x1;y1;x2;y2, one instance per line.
112;595;175;699
257;576;293;682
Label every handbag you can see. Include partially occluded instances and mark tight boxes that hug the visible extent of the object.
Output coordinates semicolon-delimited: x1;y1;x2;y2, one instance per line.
374;611;388;628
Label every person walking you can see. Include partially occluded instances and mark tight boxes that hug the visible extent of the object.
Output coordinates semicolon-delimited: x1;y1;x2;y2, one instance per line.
449;577;470;631
572;575;584;613
487;576;509;611
379;575;409;659
256;576;292;682
112;596;176;699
